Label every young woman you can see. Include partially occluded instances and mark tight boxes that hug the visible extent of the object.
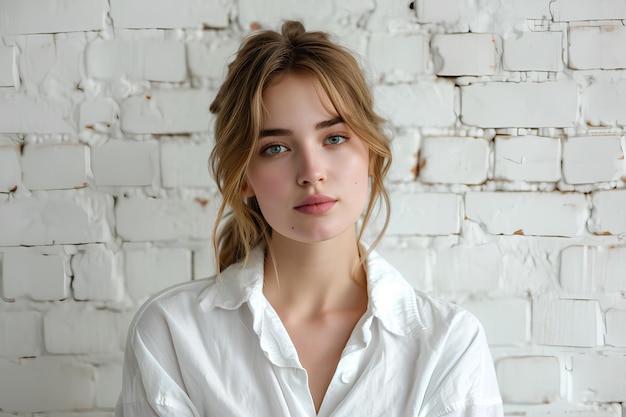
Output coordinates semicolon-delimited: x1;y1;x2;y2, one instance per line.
116;21;503;417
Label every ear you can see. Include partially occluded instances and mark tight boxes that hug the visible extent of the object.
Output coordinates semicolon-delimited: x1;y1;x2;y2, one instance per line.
241;178;255;198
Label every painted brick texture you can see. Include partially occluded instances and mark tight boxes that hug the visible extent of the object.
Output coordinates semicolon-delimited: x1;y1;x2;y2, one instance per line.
0;0;625;415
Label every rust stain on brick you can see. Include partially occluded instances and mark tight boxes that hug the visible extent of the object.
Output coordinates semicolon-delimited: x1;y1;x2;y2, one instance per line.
9;185;17;192
86;125;94;130
513;229;524;235
592;231;612;236
74;182;88;189
419;157;427;170
195;197;209;207
250;22;261;31
146;95;151;100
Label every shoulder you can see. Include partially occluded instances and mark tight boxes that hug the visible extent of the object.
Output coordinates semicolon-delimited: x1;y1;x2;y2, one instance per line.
366;248;481;340
127;277;217;337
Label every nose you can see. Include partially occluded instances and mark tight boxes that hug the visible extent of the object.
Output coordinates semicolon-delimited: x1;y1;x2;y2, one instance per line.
297;147;327;186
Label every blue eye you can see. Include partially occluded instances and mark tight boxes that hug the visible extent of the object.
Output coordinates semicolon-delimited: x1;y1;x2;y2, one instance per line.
262;144;287;155
325;135;347;145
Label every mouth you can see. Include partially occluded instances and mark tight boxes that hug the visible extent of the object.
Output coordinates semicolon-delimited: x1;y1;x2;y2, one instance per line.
294;195;337;215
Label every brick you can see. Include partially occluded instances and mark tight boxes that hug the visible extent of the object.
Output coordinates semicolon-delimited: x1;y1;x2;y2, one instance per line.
387;192;461;236
605;309;626;347
160;138;213;188
125;247;191;298
368;33;428;82
461;81;578;128
0;145;22;192
526;405;622;417
560;245;626;294
110;0;230;29
496;356;561;404
582;80;626;126
434;244;502;293
533;298;604;347
22;143;88;190
44;307;129;354
115;197;214;241
120;89;213;134
0;94;75;134
375;80;456;128
431;33;498;76
187;37;240;79
71;244;124;302
418;136;489;184
0;0;106;34
0;45;14;86
416;0;550;28
551;0;626;22
86;39;186;82
0;190;114;246
503;31;563;72
463;298;530;345
91;139;157;186
0;311;42;358
79;98;118;131
238;0;373;31
494;135;561;182
377;246;430;291
48;413;116;417
388;130;420;183
569;25;626;70
2;247;68;301
414;0;464;25
562;136;625;184
193;245;217;279
465;192;588;237
0;357;95;412
359;0;412;33
589;189;626;235
570;353;626;402
95;362;122;408
15;33;85;90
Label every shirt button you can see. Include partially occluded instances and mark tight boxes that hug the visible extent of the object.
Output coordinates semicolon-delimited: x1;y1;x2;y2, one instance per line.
340;371;353;384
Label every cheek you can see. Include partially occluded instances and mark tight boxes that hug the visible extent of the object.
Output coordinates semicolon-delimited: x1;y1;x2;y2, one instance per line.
246;166;288;200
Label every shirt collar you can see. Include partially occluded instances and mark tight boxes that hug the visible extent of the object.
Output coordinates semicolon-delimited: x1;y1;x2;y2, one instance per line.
198;243;425;338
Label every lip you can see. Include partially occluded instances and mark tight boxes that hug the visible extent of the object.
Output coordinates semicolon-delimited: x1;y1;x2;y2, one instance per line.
294;194;337;215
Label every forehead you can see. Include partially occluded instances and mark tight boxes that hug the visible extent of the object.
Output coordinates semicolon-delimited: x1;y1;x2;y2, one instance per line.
261;74;337;125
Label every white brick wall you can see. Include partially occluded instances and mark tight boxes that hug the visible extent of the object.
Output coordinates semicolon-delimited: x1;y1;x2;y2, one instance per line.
22;143;89;190
431;33;498;76
496;356;561;404
465;192;588;236
461;81;578;128
493;135;561;182
418;136;490;184
562;136;625;184
568;24;626;70
503;31;563;72
1;0;625;415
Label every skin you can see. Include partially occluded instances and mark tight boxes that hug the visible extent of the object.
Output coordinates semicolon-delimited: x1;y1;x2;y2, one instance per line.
242;74;371;412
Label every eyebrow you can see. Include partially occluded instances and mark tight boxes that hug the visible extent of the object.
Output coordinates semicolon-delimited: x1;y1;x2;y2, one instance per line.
259;116;344;138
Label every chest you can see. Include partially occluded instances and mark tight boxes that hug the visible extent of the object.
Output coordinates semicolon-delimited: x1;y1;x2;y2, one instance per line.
284;314;363;412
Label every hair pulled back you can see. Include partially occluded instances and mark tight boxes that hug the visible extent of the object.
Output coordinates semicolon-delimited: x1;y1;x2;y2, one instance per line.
209;20;392;271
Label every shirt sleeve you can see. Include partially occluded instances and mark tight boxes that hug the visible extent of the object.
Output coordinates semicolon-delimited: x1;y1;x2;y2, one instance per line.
115;311;201;417
421;310;504;417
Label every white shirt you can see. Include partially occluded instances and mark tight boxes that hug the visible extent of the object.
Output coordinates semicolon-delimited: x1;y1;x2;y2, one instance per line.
116;245;503;417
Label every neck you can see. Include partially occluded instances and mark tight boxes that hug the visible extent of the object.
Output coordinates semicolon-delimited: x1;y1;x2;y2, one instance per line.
263;227;367;319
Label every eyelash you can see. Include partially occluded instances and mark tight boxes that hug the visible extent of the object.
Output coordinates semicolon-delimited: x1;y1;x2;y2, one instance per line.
259;134;349;156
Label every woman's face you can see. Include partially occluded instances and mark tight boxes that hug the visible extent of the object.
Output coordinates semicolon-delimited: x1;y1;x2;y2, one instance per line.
242;74;370;244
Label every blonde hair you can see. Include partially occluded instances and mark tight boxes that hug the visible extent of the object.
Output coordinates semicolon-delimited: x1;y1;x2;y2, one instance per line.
209;20;392;271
